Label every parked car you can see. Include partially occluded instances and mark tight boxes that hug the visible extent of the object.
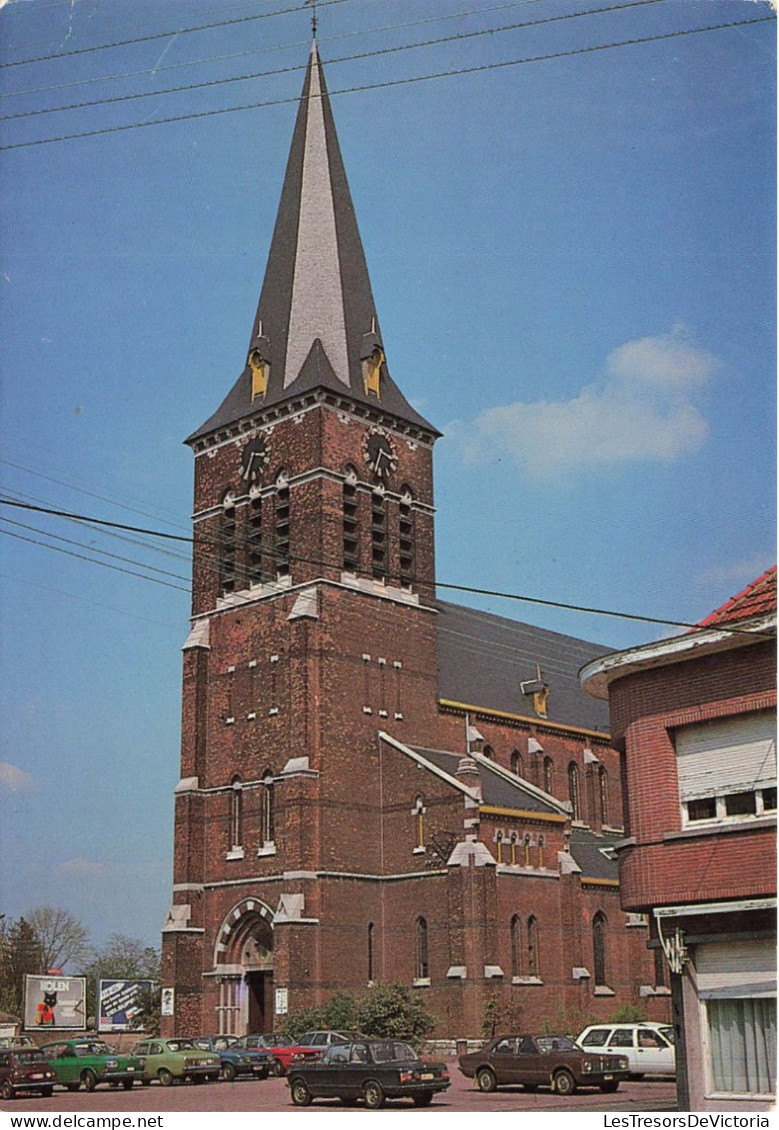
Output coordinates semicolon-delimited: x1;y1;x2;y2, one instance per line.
287;1038;450;1109
191;1036;270;1081
130;1038;220;1086
40;1038;143;1092
458;1034;630;1095
295;1030;365;1049
576;1022;676;1078
0;1037;36;1051
231;1033;326;1075
0;1047;56;1099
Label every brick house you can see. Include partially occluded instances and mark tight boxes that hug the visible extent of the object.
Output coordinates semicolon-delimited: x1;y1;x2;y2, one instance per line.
160;40;667;1040
581;568;776;1109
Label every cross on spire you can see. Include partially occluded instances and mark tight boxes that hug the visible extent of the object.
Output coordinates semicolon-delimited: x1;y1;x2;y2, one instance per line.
305;0;318;37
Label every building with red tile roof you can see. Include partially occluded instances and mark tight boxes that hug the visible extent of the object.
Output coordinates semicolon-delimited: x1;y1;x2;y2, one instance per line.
581;571;777;1111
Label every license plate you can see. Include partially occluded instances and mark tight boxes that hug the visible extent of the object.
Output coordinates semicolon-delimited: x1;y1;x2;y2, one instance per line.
420;1073;434;1080
30;1074;44;1080
603;1075;613;1080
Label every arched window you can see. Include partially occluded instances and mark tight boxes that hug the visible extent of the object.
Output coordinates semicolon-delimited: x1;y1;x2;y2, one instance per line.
230;777;243;849
538;834;545;870
527;915;539;977
568;762;581;821
413;795;425;851
371;489;387;579
510;915;521;978
275;473;290;578
415;917;429;980
247;493;263;585
220;494;237;594
511;750;522;777
399;487;416;586
260;770;275;845
543;756;554;795
599;766;609;825
343;467;359;572
495;830;504;864
593;912;608;986
368;922;375;982
483;744;494;760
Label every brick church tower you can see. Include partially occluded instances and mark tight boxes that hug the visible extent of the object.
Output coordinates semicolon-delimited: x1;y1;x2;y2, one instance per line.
161;40;669;1040
161;40;445;1035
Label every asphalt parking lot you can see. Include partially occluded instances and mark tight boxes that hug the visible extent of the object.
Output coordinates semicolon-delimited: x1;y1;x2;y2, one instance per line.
0;1068;678;1114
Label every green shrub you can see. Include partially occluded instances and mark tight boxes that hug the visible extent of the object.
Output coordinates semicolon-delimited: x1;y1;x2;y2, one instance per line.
355;984;435;1047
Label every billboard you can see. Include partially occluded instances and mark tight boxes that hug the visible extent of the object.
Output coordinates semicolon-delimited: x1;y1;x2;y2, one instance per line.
98;979;155;1032
24;975;86;1031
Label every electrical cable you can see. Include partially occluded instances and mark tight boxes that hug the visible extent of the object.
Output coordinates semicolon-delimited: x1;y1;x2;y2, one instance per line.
0;497;774;638
0;0;674;122
0;0;354;69
1;13;773;151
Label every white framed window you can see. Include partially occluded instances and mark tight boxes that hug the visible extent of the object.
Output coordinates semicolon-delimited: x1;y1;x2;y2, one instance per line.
707;997;776;1097
674;710;776;828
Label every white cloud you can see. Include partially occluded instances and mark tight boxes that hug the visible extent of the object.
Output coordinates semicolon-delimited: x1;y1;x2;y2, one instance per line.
450;330;718;479
0;762;37;793
696;553;775;588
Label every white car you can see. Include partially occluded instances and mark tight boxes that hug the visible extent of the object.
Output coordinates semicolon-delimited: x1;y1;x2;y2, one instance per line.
576;1023;675;1078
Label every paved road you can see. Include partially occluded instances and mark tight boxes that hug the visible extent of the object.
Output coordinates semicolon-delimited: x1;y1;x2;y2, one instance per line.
0;1068;677;1114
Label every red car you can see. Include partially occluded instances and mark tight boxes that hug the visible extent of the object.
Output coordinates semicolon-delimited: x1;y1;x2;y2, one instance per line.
228;1034;320;1077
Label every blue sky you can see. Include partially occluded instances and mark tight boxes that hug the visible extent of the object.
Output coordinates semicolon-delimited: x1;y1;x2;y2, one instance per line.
0;0;775;954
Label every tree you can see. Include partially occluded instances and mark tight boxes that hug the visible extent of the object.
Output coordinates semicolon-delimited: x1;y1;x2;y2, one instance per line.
0;916;44;1017
354;984;435;1048
24;907;90;972
81;935;162;1030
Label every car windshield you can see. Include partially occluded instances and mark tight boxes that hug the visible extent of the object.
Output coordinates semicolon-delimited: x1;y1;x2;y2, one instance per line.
166;1040;195;1052
535;1036;578;1054
15;1051;46;1064
371;1042;418;1064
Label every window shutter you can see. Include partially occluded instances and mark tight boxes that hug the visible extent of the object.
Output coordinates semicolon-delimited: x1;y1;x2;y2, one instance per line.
675;710;776;800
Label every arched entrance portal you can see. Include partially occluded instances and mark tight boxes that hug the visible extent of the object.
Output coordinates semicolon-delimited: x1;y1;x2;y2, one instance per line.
214;900;274;1035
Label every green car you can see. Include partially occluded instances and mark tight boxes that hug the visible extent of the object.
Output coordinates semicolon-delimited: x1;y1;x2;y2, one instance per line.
131;1038;221;1086
40;1038;143;1092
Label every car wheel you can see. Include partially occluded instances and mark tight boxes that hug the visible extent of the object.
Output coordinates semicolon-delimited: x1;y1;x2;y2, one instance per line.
158;1068;174;1087
476;1067;498;1094
600;1081;620;1093
269;1057;286;1077
82;1070;98;1093
552;1069;576;1096
221;1062;236;1083
1;1080;14;1100
363;1080;385;1109
412;1092;434;1107
290;1077;312;1106
123;1079;134;1090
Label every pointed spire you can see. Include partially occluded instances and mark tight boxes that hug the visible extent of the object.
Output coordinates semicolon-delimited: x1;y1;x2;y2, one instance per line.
189;42;437;443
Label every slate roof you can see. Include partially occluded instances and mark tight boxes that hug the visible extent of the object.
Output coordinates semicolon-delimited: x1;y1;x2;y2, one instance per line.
409;745;565;815
568;827;621;882
436;601;612;734
188;41;437;443
698;566;777;628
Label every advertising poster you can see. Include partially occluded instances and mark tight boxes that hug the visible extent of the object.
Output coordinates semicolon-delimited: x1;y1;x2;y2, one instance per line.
98;979;155;1032
24;975;86;1031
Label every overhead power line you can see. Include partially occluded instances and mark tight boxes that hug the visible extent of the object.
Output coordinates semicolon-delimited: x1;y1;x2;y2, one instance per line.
1;12;773;152
1;1;547;99
1;497;774;639
0;0;353;69
0;0;673;122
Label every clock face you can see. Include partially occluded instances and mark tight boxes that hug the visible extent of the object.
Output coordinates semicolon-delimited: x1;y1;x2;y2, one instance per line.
240;435;270;483
363;429;397;478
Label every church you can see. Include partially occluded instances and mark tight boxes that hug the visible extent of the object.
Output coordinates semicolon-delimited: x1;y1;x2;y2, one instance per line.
160;40;668;1039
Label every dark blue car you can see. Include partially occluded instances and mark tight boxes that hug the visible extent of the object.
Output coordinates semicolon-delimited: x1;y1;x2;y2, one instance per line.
192;1036;270;1082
